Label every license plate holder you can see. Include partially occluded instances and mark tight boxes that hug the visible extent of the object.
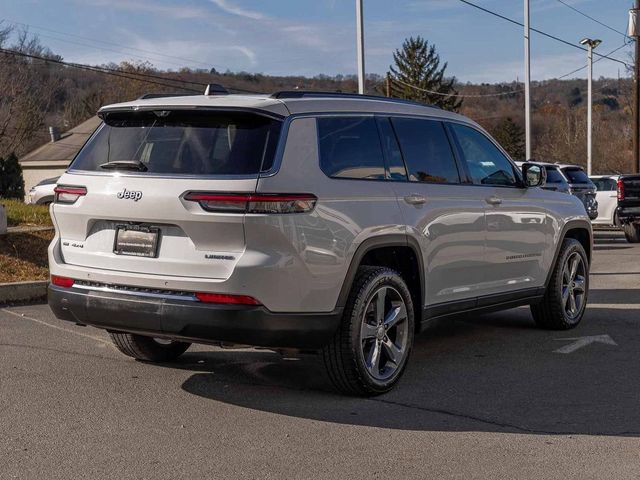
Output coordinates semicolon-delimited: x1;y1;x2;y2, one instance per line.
113;225;160;258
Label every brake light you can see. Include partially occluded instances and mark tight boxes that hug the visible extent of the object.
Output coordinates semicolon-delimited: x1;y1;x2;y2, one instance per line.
54;185;87;204
195;292;261;305
617;179;625;201
184;192;317;214
51;275;75;288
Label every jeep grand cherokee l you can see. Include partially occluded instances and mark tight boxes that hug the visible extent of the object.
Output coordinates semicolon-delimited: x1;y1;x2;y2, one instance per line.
48;90;592;395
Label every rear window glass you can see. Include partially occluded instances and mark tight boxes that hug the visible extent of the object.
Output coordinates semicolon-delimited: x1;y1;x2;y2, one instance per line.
317;117;386;180
592;177;616;191
545;167;565;184
70;110;282;175
562;167;590;184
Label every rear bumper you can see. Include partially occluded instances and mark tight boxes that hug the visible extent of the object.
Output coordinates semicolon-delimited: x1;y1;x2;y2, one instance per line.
48;285;342;349
616;206;640;223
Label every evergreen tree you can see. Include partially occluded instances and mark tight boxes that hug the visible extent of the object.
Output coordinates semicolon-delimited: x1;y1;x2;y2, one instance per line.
492;118;526;161
388;36;462;111
0;153;25;200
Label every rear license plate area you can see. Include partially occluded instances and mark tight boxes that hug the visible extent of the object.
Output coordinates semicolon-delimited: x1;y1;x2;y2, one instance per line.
114;225;159;258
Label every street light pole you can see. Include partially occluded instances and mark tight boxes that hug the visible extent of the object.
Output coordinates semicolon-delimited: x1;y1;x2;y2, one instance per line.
629;3;640;174
524;0;532;161
355;0;365;94
580;38;601;176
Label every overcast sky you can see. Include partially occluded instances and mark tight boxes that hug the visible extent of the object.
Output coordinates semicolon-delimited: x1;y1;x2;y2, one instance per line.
0;0;634;83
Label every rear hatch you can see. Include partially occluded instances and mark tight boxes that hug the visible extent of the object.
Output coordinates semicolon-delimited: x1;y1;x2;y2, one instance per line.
51;108;282;280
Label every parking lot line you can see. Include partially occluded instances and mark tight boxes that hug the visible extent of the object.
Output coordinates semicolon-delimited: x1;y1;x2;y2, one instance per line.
1;307;113;348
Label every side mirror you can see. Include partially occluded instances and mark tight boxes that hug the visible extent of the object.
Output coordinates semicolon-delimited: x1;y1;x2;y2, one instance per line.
522;163;546;188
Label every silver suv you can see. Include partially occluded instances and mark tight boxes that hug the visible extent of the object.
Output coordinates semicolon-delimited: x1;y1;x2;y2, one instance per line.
48;90;592;395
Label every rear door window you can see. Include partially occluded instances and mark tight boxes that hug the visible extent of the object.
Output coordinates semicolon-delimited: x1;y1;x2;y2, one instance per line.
449;123;518;187
390;117;460;184
70;110;282;175
317;116;386;180
562;168;590;184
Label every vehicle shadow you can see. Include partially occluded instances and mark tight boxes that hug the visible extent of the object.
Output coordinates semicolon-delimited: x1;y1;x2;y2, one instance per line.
175;306;640;437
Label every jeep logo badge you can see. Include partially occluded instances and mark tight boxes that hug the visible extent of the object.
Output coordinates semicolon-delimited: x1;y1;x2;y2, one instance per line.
117;188;143;201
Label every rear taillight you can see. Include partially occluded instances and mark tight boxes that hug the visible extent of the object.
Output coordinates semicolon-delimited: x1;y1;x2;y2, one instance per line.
51;275;75;288
54;185;87;204
195;292;261;305
184;192;317;214
617;179;625;201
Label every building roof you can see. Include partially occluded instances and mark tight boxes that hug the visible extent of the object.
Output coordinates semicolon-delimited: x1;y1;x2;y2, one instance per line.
98;93;473;124
20;116;101;166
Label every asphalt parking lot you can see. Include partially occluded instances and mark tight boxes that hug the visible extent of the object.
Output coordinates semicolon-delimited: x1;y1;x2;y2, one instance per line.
2;230;640;479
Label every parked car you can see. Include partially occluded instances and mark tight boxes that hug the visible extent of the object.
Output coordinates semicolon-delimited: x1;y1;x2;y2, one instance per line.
516;162;598;220
614;174;640;242
590;175;620;227
47;90;592;395
558;165;598;220
27;176;59;205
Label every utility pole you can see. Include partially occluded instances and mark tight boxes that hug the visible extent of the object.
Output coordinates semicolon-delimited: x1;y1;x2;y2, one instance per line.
524;0;532;161
631;2;640;174
580;38;601;176
385;72;391;97
356;0;365;94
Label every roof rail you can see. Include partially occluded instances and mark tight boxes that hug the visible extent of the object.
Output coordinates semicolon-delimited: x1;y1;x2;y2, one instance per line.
204;83;229;95
137;93;199;100
269;90;440;109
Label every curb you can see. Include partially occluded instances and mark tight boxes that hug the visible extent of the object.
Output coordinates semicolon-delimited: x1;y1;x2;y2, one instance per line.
0;281;48;304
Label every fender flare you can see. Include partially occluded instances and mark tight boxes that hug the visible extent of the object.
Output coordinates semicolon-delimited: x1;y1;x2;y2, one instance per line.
335;234;425;310
544;219;593;288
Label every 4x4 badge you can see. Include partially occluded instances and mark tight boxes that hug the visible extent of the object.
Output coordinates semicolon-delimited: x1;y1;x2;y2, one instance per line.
117;188;143;201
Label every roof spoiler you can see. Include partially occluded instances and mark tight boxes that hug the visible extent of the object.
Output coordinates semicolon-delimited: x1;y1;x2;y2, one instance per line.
204;84;229;96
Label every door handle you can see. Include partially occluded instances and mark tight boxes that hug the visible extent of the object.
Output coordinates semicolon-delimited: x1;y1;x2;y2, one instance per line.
404;194;426;205
485;195;502;206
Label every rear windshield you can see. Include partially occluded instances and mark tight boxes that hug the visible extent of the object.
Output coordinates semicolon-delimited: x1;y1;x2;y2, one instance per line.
592;177;616;191
562;167;590;184
545;167;565;184
70;110;282;175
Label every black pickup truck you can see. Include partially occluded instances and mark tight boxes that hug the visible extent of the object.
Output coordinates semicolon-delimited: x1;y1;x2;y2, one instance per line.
616;175;640;242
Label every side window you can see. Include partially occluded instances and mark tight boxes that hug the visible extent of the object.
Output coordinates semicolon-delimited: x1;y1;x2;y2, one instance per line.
317;117;385;180
390;117;460;184
450;123;518;187
376;118;407;181
545;167;565;184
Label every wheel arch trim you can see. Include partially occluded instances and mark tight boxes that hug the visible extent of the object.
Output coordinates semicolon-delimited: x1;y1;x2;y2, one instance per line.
336;234;425;310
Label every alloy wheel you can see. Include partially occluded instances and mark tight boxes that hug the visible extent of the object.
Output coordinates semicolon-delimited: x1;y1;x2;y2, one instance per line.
359;286;410;381
561;252;586;320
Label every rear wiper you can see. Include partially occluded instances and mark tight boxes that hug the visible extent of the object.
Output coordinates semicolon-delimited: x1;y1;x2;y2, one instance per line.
99;160;148;172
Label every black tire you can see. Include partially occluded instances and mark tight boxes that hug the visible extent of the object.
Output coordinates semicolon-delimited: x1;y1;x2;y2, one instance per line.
624;224;640;243
322;266;415;396
108;332;190;362
531;238;589;330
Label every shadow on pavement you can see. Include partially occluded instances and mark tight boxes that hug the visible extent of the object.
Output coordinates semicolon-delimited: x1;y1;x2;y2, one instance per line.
175;306;640;437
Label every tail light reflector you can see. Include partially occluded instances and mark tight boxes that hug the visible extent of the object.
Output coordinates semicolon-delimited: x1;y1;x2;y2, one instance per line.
617;178;624;201
184;192;317;214
51;275;75;288
54;185;87;204
195;292;261;305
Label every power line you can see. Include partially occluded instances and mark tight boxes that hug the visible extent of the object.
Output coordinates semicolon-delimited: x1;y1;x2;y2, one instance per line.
0;47;203;92
557;41;632;79
390;41;633;99
1;19;213;68
553;0;627;38
391;76;524;97
456;0;631;68
0;47;263;95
